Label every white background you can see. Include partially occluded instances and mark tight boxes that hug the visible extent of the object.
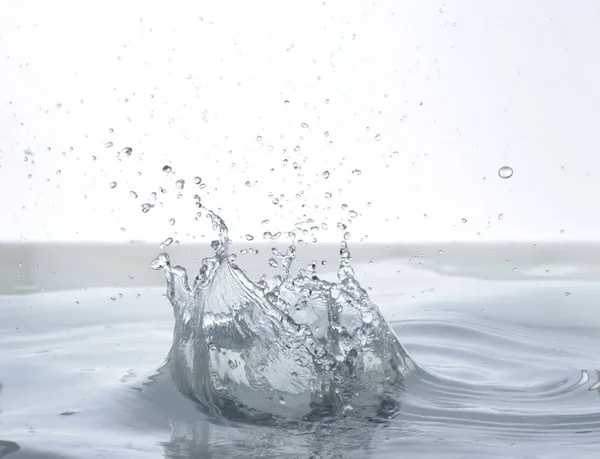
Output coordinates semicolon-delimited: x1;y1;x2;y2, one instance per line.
1;0;599;243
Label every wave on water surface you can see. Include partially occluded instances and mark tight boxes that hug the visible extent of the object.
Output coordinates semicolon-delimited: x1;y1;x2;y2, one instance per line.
151;209;417;423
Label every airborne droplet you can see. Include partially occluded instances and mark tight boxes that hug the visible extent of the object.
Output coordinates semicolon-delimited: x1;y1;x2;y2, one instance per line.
498;166;513;179
163;165;172;173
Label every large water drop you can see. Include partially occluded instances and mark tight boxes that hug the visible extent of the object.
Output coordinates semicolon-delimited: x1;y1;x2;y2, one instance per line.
498;166;514;179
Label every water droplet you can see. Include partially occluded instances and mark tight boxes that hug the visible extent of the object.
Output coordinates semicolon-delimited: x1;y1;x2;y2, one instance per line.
272;197;280;205
129;191;138;199
349;210;358;218
56;170;62;175
560;229;565;234
121;147;132;156
169;218;176;226
324;192;332;198
343;232;351;240
565;291;571;297
160;237;174;249
104;142;113;148
110;181;117;189
324;131;329;137
279;397;286;405
438;249;443;255
461;218;467;223
423;214;428;219
498;213;504;220
75;301;79;306
256;135;262;141
268;258;278;268
352;169;362;176
498;166;513;179
322;171;330;179
162;165;172;173
374;134;381;141
301;122;309;128
193;176;202;185
141;203;154;213
245;234;254;241
175;179;185;190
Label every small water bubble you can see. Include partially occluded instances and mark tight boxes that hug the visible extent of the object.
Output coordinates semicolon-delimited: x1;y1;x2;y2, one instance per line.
324;192;332;198
141;203;153;213
108;181;117;189
461;218;467;223
279;397;286;405
498;166;513;179
129;191;138;199
175;179;185;190
349;210;358;218
352;169;362;176
272;197;280;205
256;135;262;141
104;142;113;148
301;122;309;128
56;170;62;175
438;249;443;255
159;237;174;249
136;294;141;299
75;301;79;306
498;213;504;220
245;234;254;241
162;165;172;173
121;147;132;156
423;214;428;219
168;218;176;226
560;229;565;234
565;291;571;297
374;134;381;141
343;232;351;240
268;258;279;268
322;170;330;179
193;176;202;185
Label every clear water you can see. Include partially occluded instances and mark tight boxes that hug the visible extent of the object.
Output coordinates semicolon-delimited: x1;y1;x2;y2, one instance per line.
1;241;599;458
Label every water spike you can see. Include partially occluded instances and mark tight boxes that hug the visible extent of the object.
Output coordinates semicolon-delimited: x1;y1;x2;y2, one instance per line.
337;241;355;281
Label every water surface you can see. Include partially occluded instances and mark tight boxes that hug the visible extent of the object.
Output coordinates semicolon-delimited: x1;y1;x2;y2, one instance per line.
1;242;599;458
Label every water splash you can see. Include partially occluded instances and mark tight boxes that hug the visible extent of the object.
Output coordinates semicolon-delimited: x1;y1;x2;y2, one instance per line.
152;209;416;422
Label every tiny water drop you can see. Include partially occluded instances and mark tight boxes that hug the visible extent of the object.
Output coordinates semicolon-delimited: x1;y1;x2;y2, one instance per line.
560;229;565;235
349;210;358;218
245;234;254;241
324;192;332;199
163;165;172;173
498;166;513;179
110;181;117;189
121;147;132;156
565;291;571;297
160;237;174;249
301;122;309;128
322;171;330;179
461;218;467;223
343;232;351;240
104;142;113;148
498;213;504;220
268;258;279;268
193;176;202;185
129;191;138;199
169;218;176;226
374;134;381;141
352;169;362;176
175;179;185;190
